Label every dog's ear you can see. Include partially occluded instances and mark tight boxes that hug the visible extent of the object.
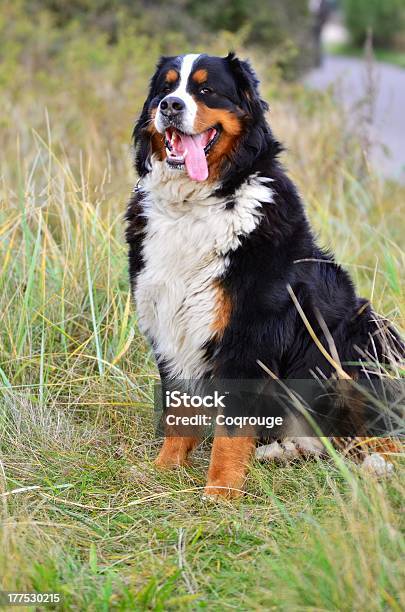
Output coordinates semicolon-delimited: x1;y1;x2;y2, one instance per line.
217;53;282;195
133;56;174;176
133;102;152;177
225;52;268;118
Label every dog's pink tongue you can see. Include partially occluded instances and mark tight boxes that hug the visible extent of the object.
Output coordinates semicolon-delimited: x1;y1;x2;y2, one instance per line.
180;133;208;181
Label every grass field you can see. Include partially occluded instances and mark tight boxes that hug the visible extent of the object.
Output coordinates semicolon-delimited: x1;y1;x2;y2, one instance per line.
0;12;404;609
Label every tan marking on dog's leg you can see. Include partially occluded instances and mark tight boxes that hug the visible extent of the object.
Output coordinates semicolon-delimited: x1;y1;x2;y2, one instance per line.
155;436;199;469
204;436;256;498
334;436;403;457
211;282;232;338
364;438;403;454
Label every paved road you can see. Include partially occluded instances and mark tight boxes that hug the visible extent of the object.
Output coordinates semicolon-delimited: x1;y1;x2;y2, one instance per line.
304;55;405;182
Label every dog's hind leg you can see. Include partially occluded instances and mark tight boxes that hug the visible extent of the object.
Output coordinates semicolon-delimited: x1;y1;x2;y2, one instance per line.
256;437;325;462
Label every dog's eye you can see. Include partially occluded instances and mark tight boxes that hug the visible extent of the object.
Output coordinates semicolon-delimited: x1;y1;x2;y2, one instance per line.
162;84;172;94
199;86;213;95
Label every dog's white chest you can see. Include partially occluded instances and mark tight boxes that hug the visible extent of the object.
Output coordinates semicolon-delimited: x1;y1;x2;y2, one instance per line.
135;210;226;378
133;163;273;378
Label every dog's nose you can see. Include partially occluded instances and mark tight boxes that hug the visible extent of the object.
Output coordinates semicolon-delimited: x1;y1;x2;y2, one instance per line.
160;96;185;117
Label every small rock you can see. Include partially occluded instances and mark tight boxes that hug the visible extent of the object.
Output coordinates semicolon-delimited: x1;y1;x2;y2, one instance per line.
361;453;394;477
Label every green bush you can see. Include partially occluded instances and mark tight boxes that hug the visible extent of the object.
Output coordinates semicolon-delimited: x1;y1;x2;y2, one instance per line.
343;0;405;48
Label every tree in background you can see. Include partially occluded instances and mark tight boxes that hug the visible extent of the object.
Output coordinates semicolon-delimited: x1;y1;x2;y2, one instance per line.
342;0;405;48
187;0;316;73
309;0;332;66
23;0;320;76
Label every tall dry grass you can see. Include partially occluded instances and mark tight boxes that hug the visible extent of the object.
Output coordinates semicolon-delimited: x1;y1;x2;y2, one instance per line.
0;6;404;608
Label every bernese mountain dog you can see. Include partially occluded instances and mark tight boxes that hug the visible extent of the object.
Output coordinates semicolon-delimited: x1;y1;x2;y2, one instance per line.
126;53;403;498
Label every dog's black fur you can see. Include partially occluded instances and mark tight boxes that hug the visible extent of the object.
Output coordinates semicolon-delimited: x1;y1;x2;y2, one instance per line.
127;53;401;384
125;54;403;494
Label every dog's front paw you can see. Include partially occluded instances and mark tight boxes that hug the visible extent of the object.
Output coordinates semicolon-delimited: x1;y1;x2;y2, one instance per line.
154;436;198;469
203;479;244;499
154;455;189;469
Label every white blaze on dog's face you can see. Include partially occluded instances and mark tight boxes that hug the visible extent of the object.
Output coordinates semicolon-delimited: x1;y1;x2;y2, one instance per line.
154;54;200;136
154;54;223;182
135;53;264;182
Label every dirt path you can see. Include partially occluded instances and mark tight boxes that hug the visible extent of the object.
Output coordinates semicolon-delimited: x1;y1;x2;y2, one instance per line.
304;55;405;182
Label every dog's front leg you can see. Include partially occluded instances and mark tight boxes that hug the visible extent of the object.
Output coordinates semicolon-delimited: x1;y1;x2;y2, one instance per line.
154;375;202;469
204;435;256;498
155;434;200;469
